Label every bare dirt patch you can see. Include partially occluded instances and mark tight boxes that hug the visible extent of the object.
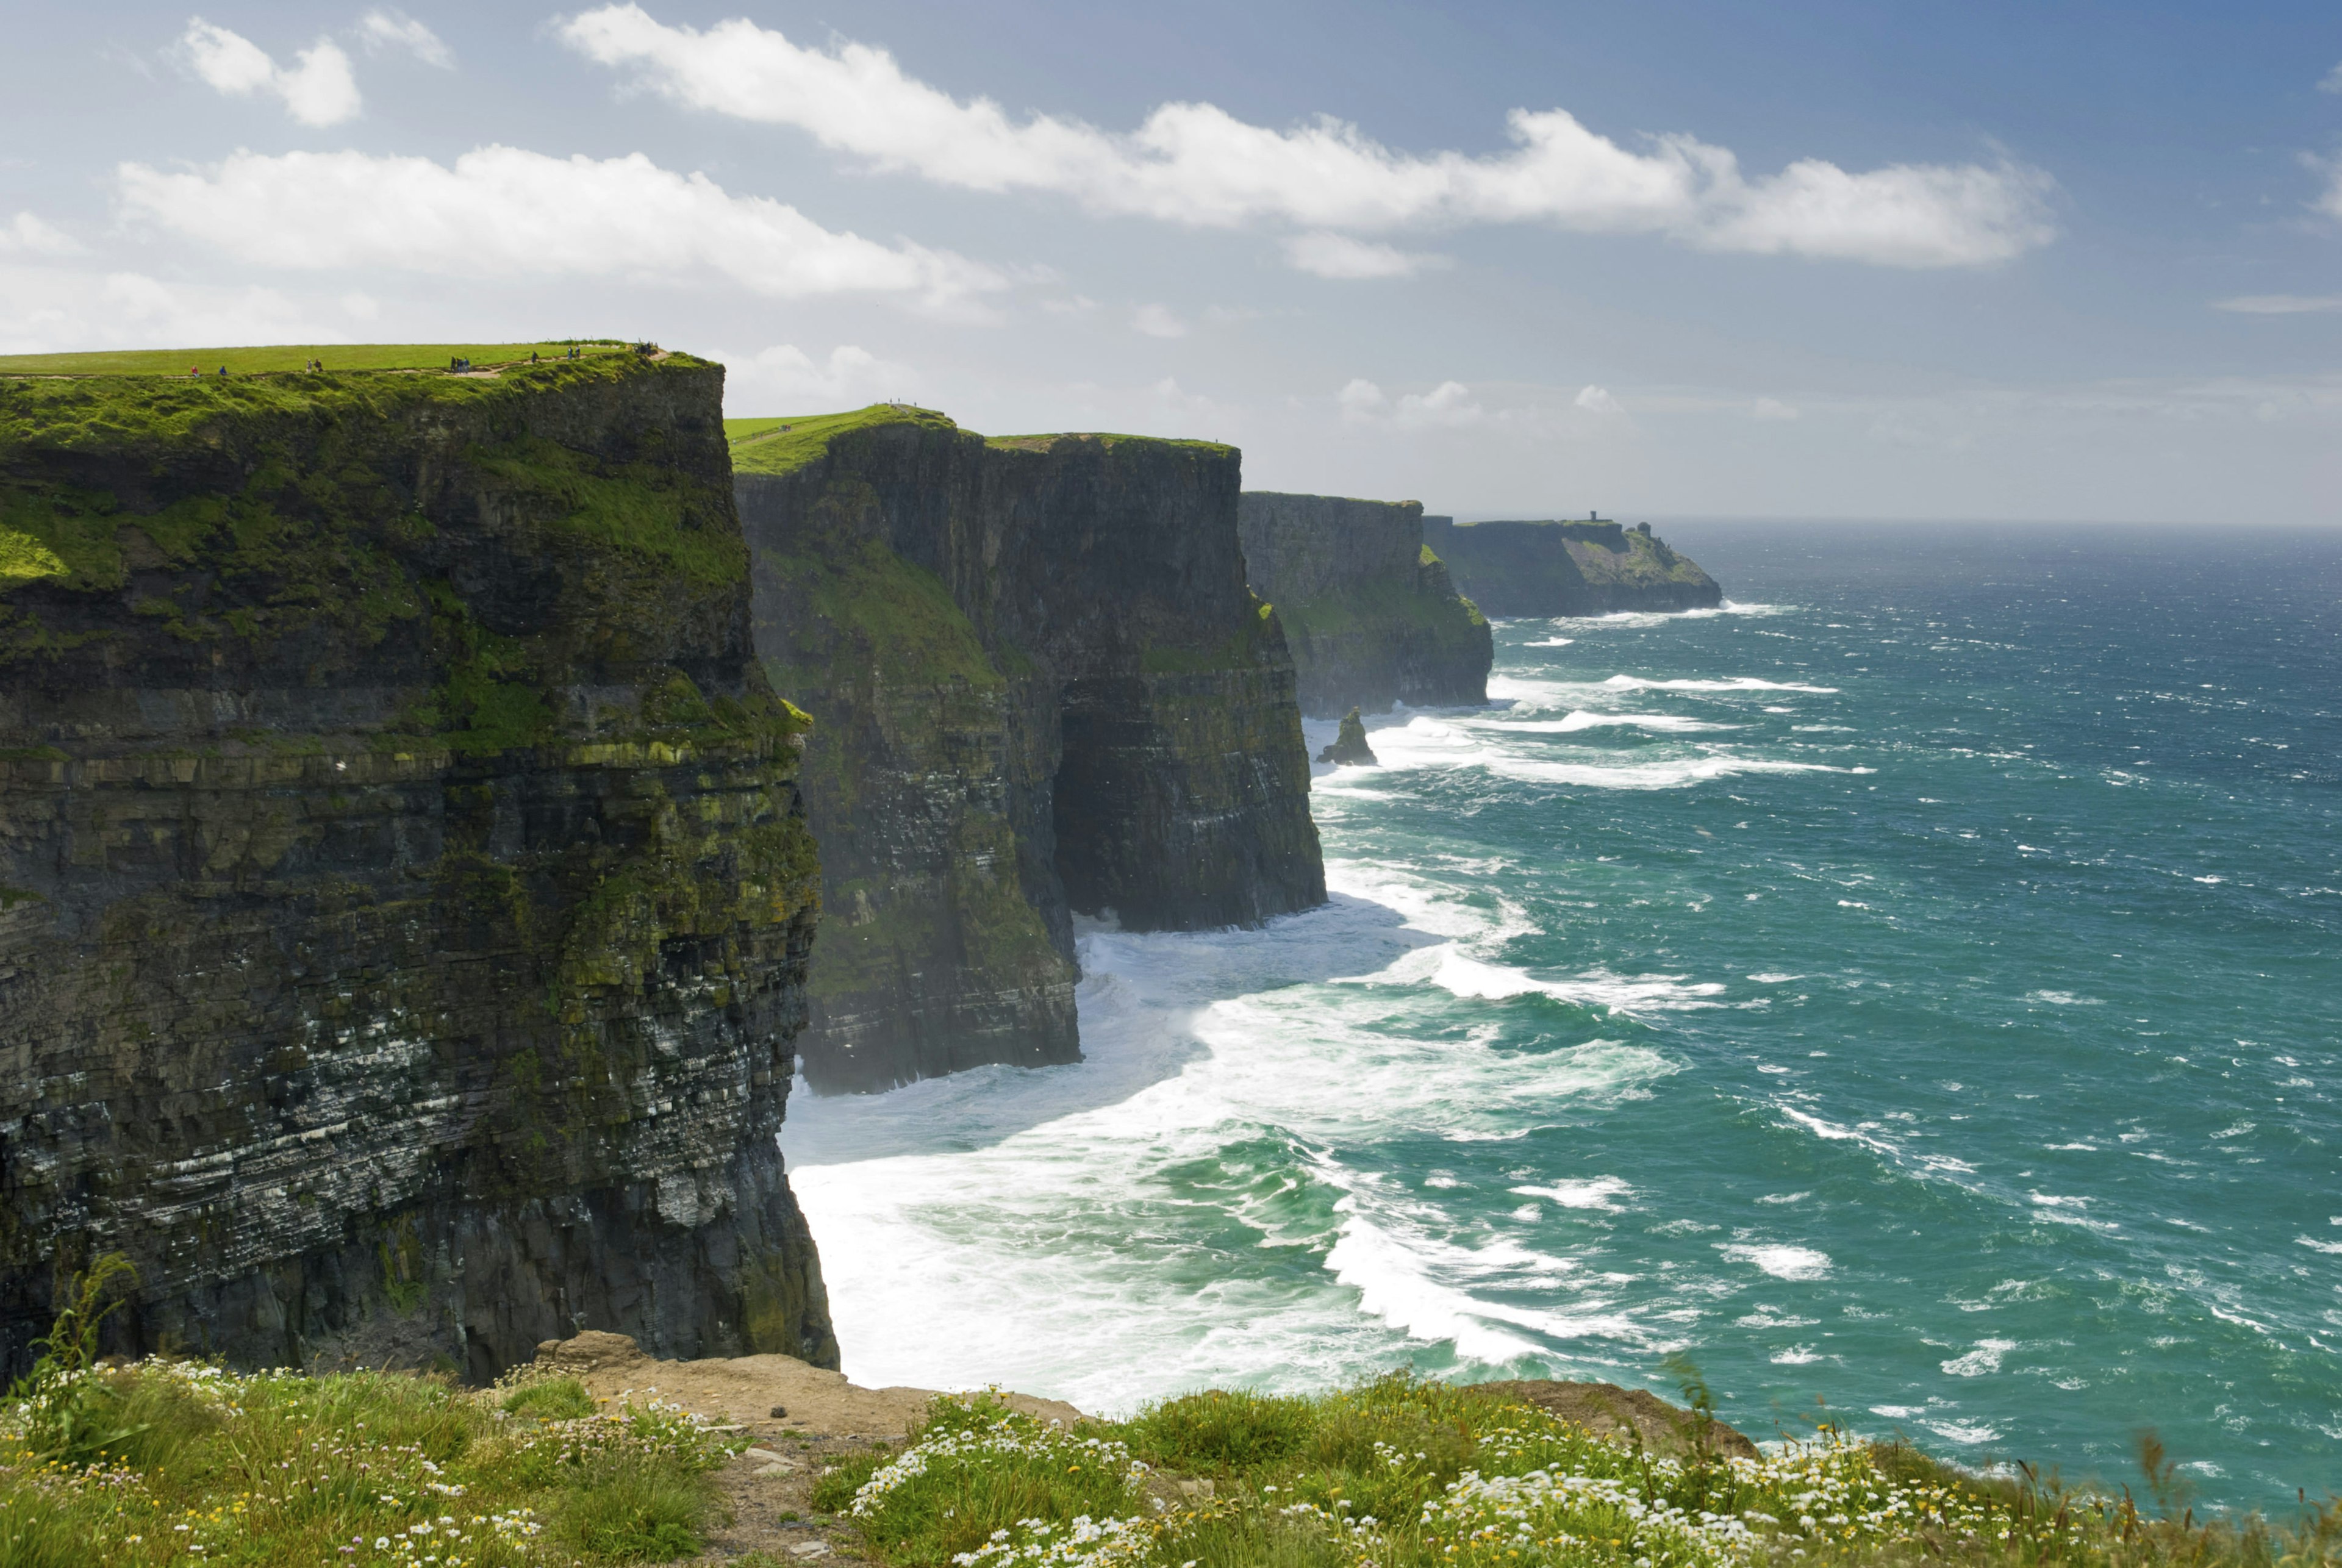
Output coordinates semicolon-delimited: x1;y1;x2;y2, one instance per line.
529;1332;1083;1564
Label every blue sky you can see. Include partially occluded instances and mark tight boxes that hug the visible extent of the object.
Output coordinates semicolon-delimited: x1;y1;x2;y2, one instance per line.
5;1;2340;521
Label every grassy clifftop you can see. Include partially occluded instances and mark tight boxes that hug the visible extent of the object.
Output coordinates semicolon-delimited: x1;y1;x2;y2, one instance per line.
725;403;1234;481
0;340;635;376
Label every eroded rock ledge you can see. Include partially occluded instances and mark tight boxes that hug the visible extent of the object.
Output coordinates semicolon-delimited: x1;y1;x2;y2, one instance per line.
0;354;835;1377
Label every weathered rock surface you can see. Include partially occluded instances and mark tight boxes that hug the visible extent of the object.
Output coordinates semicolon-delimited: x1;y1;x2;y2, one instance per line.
1317;707;1378;767
1422;516;1721;617
0;354;836;1378
533;1328;1083;1436
1237;491;1490;717
735;408;1325;1095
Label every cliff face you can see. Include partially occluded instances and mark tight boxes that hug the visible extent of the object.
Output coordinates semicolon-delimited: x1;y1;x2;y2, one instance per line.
0;354;836;1378
1420;517;1721;617
735;408;1325;1095
1237;492;1491;718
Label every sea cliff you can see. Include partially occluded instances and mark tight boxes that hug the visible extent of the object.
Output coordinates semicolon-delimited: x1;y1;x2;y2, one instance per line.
0;349;836;1377
734;407;1325;1097
1422;516;1721;616
1237;491;1491;717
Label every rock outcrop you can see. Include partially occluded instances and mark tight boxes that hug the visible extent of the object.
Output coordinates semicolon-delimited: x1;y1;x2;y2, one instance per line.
1317;707;1378;767
0;352;836;1379
734;407;1325;1096
1237;492;1490;717
1421;516;1721;617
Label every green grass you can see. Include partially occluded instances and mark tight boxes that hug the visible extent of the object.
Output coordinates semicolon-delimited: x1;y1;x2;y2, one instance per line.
984;431;1234;457
0;1358;737;1565
0;342;633;377
831;1380;2342;1568
726;404;958;477
723;404;1236;480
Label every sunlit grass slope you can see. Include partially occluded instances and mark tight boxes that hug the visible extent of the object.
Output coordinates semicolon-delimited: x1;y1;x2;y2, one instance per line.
0;342;633;377
813;1384;2342;1568
0;1265;744;1565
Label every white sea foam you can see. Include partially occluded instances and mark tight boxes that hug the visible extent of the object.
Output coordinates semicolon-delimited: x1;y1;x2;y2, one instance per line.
1719;1243;1832;1280
1420;950;1727;1013
1488;754;1847;790
1601;675;1841;693
1925;1420;2001;1444
1491;711;1735;734
1325;1204;1644;1362
1509;1177;1633;1211
787;865;1683;1402
1548;603;1787;628
1522;636;1575;647
1941;1339;2016;1377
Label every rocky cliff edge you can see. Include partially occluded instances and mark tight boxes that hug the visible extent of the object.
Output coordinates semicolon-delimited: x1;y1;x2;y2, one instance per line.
0;350;836;1377
733;406;1326;1095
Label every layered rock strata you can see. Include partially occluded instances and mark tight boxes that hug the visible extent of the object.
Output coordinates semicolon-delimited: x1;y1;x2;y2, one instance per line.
1236;492;1491;717
1421;516;1721;617
0;353;836;1378
734;407;1326;1095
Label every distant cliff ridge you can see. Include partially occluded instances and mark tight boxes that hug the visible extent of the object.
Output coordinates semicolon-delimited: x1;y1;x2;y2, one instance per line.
1238;492;1492;718
0;350;835;1377
734;407;1326;1097
1421;516;1721;617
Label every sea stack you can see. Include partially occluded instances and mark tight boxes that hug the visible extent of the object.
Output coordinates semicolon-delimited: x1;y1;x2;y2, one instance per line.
1317;707;1379;766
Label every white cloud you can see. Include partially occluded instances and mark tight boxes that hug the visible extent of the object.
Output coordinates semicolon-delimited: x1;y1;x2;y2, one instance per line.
0;213;82;257
2212;294;2342;315
1751;396;1800;420
1398;381;1483;428
1282;231;1448;279
2313;154;2342;221
0;264;351;355
182;19;362;127
557;3;2055;268
1339;377;1481;428
1575;384;1624;413
359;9;454;68
115;146;1001;306
1338;378;1389;423
726;343;914;410
2321;61;2342;94
1131;303;1187;338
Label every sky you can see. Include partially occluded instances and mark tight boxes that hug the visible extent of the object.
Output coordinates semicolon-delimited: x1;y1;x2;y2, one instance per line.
5;2;2341;522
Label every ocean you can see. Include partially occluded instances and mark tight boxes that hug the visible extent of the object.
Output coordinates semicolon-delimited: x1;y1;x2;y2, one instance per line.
784;521;2342;1509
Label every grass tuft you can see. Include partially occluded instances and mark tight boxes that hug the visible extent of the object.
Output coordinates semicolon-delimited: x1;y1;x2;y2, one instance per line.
555;1452;712;1561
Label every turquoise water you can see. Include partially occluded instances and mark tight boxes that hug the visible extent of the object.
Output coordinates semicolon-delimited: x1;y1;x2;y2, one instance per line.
787;523;2342;1509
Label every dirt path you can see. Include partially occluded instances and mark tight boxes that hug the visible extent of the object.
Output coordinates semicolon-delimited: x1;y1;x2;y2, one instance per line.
529;1333;1081;1563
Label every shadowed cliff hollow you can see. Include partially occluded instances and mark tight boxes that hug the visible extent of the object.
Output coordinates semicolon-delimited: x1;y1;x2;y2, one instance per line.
0;348;836;1378
1238;491;1491;717
732;407;1326;1096
1422;516;1721;616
